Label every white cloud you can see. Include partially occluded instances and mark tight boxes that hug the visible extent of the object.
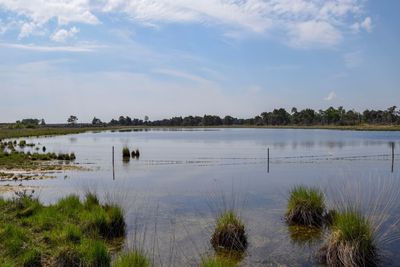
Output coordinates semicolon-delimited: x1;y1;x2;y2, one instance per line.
289;20;342;48
0;0;370;48
18;22;36;39
360;16;372;32
0;43;101;52
51;27;80;42
324;91;337;101
0;0;98;38
351;16;372;33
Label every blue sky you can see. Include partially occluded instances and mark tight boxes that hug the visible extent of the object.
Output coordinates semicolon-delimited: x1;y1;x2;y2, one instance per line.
0;0;399;123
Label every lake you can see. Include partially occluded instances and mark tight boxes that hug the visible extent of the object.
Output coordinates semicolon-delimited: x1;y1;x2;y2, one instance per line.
3;128;400;266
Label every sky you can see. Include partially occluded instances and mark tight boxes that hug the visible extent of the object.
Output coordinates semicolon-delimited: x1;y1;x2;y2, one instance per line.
0;0;399;123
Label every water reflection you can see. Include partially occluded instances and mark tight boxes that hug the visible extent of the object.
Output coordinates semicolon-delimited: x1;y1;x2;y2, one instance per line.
287;225;323;246
2;128;400;265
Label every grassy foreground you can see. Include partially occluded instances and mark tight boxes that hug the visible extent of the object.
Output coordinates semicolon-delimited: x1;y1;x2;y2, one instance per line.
0;193;126;266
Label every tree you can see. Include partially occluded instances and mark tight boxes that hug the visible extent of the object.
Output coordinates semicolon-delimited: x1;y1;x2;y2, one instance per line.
92;117;102;125
67;115;78;125
40;119;46;126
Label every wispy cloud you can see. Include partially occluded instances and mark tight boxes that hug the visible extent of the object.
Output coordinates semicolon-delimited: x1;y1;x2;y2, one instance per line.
153;68;212;84
0;43;101;52
51;27;80;42
0;0;371;48
324;91;337;101
344;51;363;68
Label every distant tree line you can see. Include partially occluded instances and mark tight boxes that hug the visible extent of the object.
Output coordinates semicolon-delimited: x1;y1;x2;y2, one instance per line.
13;106;400;128
101;106;400;127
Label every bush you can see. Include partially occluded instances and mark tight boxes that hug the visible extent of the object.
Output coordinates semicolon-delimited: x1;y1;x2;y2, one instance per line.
285;185;325;226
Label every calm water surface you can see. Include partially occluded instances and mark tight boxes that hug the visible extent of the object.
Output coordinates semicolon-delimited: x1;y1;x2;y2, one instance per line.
3;128;400;266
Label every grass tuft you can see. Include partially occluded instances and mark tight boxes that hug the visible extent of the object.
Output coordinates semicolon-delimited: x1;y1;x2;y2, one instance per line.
122;147;130;159
319;208;376;266
286;185;325;227
112;250;151;267
211;211;247;252
201;257;236;267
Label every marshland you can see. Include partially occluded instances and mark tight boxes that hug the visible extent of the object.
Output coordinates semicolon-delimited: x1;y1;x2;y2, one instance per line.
0;127;399;266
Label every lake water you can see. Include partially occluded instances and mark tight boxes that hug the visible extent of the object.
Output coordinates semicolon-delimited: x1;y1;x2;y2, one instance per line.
3;128;400;266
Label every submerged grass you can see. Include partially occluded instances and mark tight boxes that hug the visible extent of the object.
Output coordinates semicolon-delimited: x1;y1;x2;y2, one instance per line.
286;185;325;227
0;193;126;266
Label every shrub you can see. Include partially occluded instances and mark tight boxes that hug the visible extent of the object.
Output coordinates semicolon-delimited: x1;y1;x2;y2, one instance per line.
211;211;247;251
285;185;325;226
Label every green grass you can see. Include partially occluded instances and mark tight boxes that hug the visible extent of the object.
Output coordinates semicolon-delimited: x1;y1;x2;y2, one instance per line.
113;250;151;267
0;149;76;171
211;211;247;252
286;185;325;226
0;193;126;266
201;257;236;267
0;126;99;139
320;208;376;266
122;147;130;158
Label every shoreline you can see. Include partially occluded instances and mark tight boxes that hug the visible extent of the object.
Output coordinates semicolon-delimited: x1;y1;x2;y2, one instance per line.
1;124;400;140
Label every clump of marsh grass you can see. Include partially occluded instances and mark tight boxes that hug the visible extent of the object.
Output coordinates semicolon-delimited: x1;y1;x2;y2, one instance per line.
285;185;325;227
131;149;140;158
211;211;247;252
319;208;375;267
113;250;151;267
201;257;236;267
18;140;26;147
122;147;130;162
318;175;400;266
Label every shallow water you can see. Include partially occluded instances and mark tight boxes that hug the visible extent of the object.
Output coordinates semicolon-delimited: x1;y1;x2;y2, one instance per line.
2;128;400;266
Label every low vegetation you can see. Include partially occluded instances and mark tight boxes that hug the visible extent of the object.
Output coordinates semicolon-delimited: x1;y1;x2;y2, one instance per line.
319;208;376;267
211;211;247;252
122;147;130;160
113;250;151;267
0;143;76;171
201;257;236;267
285;185;325;227
0;192;126;266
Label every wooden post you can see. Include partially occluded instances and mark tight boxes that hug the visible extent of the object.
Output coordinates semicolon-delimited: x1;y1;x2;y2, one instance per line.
392;143;395;173
267;147;270;173
112;146;115;180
